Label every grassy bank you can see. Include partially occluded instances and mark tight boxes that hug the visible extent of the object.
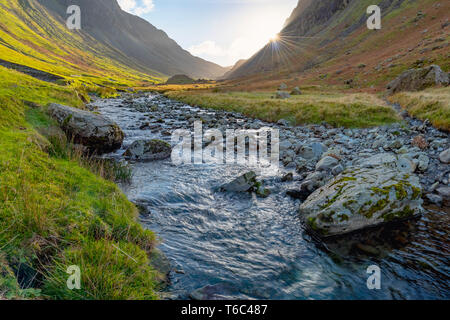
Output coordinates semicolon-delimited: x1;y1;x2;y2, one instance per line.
166;89;400;128
0;66;162;300
388;87;450;131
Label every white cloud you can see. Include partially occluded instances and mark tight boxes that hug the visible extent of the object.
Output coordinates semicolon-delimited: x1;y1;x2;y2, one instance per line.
188;36;268;67
118;0;154;16
188;41;225;57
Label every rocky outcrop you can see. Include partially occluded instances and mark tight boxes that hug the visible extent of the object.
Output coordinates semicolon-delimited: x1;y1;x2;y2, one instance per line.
387;65;449;95
123;139;172;161
300;153;424;237
48;103;124;154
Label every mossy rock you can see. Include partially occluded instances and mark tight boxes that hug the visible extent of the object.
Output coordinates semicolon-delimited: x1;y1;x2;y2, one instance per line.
300;154;424;238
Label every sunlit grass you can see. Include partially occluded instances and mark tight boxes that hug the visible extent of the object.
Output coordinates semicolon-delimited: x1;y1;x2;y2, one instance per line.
167;90;400;128
388;87;450;131
0;67;161;300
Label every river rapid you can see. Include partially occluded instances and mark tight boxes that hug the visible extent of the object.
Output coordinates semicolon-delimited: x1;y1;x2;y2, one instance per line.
92;94;449;300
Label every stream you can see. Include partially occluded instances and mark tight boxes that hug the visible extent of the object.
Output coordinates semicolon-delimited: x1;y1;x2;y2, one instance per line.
92;94;449;300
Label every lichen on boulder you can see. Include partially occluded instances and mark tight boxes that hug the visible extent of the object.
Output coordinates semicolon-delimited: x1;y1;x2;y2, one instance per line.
300;154;424;237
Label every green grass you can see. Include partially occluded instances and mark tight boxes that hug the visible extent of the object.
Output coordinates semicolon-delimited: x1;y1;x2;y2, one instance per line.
0;67;162;300
166;90;400;128
388;87;450;131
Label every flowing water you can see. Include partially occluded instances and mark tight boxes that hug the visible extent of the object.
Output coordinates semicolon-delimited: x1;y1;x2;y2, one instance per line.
94;95;449;300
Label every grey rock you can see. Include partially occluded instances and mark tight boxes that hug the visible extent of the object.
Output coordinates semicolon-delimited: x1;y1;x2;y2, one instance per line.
300;154;424;237
220;171;269;198
276;91;291;99
123;139;171;161
439;148;450;163
417;154;429;172
316;156;339;171
387;65;449;95
281;173;294;182
310;142;328;158
436;186;450;199
425;193;442;206
397;157;417;173
332;164;344;176
220;171;257;192
48;103;124;154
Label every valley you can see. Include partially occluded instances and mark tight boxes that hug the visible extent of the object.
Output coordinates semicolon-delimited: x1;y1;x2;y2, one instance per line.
0;0;448;301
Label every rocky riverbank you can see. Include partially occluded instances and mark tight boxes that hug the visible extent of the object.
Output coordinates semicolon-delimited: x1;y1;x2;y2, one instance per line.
79;92;450;238
78;92;450;299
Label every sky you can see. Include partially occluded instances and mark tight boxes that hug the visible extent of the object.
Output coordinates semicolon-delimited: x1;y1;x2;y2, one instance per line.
117;0;298;67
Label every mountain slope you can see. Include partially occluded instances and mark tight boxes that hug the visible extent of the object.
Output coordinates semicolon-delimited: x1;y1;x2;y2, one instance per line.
227;0;449;83
37;0;226;79
0;0;226;87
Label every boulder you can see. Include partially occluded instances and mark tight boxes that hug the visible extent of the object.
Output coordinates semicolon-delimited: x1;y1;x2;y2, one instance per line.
123;139;171;161
300;153;424;237
276;91;290;99
436;186;450;206
439;148;450;164
316;156;339;171
220;171;270;198
48;103;124;154
386;65;449;95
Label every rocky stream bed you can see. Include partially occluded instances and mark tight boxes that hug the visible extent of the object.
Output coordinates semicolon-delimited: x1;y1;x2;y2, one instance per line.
50;92;450;299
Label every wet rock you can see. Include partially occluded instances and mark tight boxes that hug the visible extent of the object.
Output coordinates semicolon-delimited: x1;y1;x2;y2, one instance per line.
190;283;237;300
439;148;450;163
300;154;424;237
286;185;313;201
425;193;443;206
281;172;294;182
123;139;171;161
149;249;171;286
220;171;270;198
386;65;449;95
316;156;339;171
48;103;124;154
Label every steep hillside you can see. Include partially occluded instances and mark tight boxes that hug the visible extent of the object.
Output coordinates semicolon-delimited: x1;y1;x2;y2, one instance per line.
37;0;226;79
227;0;449;87
220;59;247;80
0;0;162;89
0;0;226;87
